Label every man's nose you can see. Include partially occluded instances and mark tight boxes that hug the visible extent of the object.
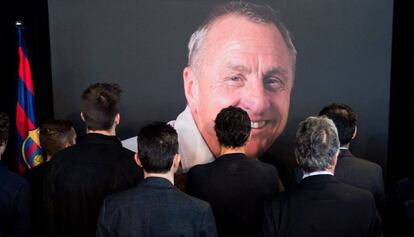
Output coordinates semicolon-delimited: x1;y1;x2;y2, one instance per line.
239;82;270;116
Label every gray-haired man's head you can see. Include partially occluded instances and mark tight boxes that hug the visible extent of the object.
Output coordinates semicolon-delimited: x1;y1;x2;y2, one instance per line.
295;116;340;173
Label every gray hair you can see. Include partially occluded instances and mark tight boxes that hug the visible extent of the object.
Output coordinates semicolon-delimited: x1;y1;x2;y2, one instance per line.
187;1;297;69
295;116;340;173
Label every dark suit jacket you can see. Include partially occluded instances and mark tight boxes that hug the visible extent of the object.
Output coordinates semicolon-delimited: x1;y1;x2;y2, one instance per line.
187;153;280;237
262;175;382;237
23;161;49;237
96;177;218;237
0;161;31;237
335;149;385;215
44;133;144;237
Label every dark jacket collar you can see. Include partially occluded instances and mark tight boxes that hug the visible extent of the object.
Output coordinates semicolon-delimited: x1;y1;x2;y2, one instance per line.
141;177;175;189
300;174;338;186
339;148;354;158
81;133;122;146
217;153;246;161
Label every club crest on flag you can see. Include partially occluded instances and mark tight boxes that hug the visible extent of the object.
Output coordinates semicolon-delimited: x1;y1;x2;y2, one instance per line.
21;129;43;168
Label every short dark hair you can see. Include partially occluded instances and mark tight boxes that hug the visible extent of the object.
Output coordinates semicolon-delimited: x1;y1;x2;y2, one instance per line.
0;112;10;145
214;106;251;148
295;116;339;173
40;119;76;156
81;83;122;131
319;103;357;145
137;122;178;173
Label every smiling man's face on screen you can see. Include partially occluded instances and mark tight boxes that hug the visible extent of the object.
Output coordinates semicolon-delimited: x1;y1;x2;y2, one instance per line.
183;14;295;159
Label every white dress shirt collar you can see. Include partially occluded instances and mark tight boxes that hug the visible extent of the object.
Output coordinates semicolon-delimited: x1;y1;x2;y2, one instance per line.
302;170;334;179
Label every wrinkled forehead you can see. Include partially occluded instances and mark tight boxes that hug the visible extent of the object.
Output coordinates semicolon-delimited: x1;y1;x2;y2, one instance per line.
202;15;295;69
196;16;293;76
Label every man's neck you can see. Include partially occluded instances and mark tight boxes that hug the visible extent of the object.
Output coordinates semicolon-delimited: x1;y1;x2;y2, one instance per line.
340;143;350;149
219;146;245;156
144;172;174;185
87;128;116;136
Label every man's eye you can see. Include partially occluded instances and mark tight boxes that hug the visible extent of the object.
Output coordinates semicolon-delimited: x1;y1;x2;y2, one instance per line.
230;76;241;81
264;77;285;91
225;75;244;87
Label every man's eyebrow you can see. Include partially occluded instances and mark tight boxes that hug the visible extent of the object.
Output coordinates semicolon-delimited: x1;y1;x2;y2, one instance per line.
265;67;289;77
225;63;251;74
264;67;290;82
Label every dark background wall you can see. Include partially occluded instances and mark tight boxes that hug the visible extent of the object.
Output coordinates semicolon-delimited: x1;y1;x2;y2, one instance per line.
388;0;414;183
47;0;393;174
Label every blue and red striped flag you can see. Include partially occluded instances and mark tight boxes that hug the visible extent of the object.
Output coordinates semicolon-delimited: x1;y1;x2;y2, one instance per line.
15;22;43;174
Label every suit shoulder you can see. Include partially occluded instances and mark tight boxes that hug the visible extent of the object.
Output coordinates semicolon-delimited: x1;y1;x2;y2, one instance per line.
51;143;82;161
121;146;135;156
103;186;140;209
188;163;212;177
336;181;376;201
0;166;30;193
178;190;212;211
248;159;279;177
344;156;382;170
337;156;383;179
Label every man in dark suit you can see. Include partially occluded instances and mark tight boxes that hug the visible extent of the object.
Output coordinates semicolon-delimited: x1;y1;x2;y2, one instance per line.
96;122;217;237
0;112;32;237
262;116;382;237
319;103;385;216
187;106;280;237
44;83;144;237
23;119;77;237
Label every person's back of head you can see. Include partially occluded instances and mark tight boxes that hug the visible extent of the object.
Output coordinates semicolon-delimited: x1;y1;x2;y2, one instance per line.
137;122;179;174
81;83;122;131
40;119;77;160
0;112;10;157
295;116;340;173
319;103;357;146
214;106;251;149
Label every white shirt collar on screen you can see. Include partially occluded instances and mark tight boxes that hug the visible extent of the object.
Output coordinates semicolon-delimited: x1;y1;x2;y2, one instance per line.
171;106;215;173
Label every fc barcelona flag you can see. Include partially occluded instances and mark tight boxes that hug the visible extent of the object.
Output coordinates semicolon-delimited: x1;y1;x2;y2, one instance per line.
15;22;43;173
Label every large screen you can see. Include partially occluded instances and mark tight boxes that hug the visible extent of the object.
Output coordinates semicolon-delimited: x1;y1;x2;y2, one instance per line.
48;0;393;170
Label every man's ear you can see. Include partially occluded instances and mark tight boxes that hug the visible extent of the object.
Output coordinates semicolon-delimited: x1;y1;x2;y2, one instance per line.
183;67;199;113
0;141;7;156
114;113;120;126
331;149;339;168
134;153;143;168
80;112;85;122
352;126;357;140
173;153;181;169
